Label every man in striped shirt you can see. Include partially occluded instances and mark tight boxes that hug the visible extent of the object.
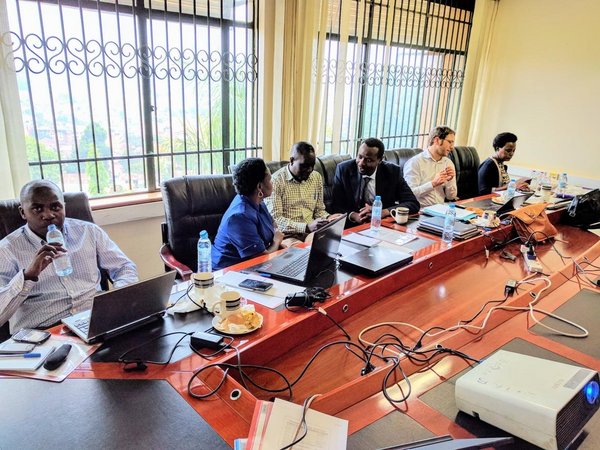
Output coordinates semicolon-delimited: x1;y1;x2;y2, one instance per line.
265;142;337;247
0;180;138;333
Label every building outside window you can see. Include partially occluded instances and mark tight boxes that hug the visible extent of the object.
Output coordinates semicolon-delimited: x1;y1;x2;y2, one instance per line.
1;0;472;198
3;0;259;197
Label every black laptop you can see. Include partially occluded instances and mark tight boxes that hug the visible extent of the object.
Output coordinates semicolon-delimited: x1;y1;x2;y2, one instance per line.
61;271;176;343
340;245;413;276
463;192;533;215
253;214;347;285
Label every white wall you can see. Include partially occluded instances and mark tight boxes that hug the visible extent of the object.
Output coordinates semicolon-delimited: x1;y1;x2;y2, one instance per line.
93;205;166;280
470;0;600;182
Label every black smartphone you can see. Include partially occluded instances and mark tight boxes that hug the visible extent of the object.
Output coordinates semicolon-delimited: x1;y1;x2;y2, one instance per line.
11;328;52;344
238;278;273;292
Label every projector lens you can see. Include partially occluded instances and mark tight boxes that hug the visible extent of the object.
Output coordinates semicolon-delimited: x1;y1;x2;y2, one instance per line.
584;381;599;405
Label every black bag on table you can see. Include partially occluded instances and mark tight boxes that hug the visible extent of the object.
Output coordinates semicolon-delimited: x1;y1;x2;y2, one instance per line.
562;189;600;229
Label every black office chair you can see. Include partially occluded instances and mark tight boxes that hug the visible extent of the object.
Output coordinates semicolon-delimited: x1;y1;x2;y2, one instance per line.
160;175;237;280
449;146;481;200
383;147;423;173
0;192;108;342
228;160;288;176
315;154;352;213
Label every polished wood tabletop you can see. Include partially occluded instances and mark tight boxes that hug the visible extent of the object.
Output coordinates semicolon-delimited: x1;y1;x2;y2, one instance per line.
6;203;600;447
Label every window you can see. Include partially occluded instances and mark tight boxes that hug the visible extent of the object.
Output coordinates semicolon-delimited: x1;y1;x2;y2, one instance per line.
320;0;473;154
4;0;259;197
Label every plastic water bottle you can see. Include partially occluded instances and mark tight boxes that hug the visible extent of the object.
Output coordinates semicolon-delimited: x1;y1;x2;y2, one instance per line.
370;195;382;232
557;172;568;195
46;224;73;276
506;178;517;199
529;170;540;192
197;230;212;273
441;203;456;245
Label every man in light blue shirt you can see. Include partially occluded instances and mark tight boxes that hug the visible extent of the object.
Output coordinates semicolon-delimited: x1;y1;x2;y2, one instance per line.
0;180;138;332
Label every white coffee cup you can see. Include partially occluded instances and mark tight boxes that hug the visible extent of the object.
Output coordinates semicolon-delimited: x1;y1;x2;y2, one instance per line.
390;207;409;224
541;184;552;202
190;272;214;308
482;210;496;227
192;272;214;289
213;291;242;319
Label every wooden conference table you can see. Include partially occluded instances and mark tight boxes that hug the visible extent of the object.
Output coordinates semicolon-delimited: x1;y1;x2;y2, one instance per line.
2;199;600;449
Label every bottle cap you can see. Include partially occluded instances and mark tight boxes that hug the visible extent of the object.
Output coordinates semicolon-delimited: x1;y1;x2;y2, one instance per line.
200;230;208;239
47;224;57;231
375;195;381;201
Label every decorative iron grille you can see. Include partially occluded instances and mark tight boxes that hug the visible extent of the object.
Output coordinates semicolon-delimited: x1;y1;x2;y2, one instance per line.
318;0;473;155
3;0;259;197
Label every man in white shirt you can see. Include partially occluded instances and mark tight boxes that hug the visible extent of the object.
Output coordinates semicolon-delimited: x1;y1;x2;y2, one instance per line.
403;125;459;207
0;180;138;332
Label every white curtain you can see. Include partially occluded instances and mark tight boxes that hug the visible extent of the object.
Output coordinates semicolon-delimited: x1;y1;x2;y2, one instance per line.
0;0;29;200
455;0;500;146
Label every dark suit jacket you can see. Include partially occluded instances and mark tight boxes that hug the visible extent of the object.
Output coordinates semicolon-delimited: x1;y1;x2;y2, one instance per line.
331;160;420;215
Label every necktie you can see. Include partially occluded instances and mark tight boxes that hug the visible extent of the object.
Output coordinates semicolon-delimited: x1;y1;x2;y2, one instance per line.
357;175;370;208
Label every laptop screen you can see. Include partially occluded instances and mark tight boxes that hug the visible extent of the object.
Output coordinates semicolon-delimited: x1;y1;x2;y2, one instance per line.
305;214;347;279
87;271;176;339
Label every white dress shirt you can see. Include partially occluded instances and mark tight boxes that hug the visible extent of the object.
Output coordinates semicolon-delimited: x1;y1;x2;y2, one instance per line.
0;218;138;332
403;150;458;207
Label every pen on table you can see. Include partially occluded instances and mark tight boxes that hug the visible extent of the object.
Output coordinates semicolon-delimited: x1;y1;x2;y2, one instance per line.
454;204;466;209
0;352;42;358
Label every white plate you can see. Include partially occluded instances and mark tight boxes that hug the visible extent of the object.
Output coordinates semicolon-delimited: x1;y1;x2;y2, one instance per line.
212;312;263;335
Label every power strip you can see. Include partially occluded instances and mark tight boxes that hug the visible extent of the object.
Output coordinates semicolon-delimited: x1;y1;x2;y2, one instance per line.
520;245;543;273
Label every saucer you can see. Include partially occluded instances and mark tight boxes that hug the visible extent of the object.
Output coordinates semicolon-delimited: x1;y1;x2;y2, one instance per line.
212;312;263;335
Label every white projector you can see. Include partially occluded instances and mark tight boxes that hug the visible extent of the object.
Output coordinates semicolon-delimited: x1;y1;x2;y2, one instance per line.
455;350;599;450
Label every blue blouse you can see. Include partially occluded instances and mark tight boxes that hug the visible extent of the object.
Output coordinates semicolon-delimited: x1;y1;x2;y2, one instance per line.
212;195;275;270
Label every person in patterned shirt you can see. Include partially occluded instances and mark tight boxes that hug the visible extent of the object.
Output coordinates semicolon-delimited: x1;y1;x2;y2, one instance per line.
0;180;138;332
265;141;340;247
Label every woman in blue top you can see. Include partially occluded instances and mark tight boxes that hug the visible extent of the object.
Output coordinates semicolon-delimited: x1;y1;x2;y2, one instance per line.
212;158;284;270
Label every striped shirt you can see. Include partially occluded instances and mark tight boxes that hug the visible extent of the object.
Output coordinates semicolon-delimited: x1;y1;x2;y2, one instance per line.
264;166;329;235
0;218;138;332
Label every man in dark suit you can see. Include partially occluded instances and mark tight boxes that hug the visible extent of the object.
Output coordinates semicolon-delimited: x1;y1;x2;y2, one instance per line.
332;138;420;224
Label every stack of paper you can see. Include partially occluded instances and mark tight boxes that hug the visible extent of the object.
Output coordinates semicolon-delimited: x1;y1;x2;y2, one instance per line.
245;399;347;449
0;345;55;372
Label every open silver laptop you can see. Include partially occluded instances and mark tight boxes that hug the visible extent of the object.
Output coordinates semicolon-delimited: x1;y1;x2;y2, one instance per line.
62;271;176;343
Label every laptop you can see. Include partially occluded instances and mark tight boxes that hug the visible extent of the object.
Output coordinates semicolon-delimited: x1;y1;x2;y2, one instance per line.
495;192;534;215
62;271;177;343
463;192;533;215
340;245;413;276
417;216;481;240
253;214;347;285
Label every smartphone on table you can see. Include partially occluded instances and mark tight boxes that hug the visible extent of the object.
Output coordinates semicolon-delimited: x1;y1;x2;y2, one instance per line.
11;328;51;344
238;278;274;292
0;341;36;354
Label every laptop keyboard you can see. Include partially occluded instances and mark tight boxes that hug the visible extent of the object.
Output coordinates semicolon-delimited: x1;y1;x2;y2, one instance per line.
278;252;310;277
74;317;90;334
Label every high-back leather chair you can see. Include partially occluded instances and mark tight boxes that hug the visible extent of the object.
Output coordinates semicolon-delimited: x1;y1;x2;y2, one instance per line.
383;148;423;173
0;192;99;342
160;175;236;280
315;154;352;213
449;146;480;200
228;160;288;176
